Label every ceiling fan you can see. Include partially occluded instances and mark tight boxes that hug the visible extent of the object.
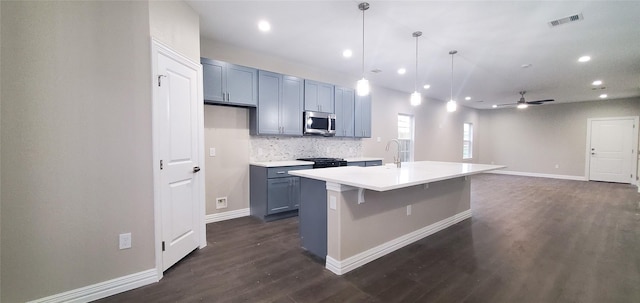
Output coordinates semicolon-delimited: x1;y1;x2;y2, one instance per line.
495;91;554;109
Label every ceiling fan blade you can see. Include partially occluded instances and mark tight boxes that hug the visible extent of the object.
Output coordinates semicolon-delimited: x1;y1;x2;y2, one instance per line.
526;99;554;105
494;103;517;107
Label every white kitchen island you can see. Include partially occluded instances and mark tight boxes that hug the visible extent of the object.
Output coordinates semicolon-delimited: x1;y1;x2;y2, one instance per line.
289;161;505;275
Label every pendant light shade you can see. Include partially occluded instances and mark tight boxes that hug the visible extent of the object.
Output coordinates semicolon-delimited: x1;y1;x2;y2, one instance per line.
410;31;422;106
357;78;370;96
356;2;370;96
447;50;458;112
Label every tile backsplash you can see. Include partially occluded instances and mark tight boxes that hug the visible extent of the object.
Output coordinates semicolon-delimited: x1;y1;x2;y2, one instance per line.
250;136;362;162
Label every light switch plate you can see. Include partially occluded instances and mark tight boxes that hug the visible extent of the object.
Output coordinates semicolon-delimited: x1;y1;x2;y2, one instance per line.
119;233;132;250
209;148;216;157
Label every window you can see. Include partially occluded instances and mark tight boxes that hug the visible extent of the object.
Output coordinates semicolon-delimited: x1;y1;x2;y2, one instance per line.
398;114;414;162
463;123;473;159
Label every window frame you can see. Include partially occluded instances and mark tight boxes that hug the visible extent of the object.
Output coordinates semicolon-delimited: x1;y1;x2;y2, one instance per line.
397;114;415;162
463;122;473;160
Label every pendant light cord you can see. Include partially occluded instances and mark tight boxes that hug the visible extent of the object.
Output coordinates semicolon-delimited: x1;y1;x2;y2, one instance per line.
414;35;418;92
450;51;456;101
361;6;365;78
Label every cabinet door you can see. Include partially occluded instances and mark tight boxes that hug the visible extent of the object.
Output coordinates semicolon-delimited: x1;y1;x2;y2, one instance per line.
334;87;355;137
201;58;225;103
304;80;334;113
304;80;319;111
281;75;304;135
290;177;301;209
257;70;282;135
355;94;372;138
317;82;335;113
227;63;258;107
267;178;294;214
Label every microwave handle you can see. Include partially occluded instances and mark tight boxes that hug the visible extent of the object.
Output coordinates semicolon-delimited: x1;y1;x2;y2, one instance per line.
328;116;333;132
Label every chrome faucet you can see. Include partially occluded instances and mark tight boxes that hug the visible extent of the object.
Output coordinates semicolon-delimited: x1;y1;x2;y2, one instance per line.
385;139;402;168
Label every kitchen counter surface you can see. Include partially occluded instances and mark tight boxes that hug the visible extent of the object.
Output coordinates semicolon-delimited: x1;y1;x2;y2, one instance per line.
289;161;505;191
249;160;314;167
343;157;384;162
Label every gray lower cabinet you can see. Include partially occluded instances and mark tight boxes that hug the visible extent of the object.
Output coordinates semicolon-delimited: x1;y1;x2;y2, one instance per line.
250;165;312;221
201;57;258;107
354;94;372;138
250;70;303;135
334;86;355;137
347;160;382;167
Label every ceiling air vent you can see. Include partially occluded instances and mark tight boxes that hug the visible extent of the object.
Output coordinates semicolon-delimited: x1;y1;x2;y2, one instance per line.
549;13;584;27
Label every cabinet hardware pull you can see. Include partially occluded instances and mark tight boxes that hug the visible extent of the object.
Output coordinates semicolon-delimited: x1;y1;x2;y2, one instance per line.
276;171;286;174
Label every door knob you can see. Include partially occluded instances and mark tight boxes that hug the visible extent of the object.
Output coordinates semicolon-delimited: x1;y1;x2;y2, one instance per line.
193;166;201;173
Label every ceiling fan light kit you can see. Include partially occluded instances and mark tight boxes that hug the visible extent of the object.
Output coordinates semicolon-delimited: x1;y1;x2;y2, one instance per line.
356;2;370;97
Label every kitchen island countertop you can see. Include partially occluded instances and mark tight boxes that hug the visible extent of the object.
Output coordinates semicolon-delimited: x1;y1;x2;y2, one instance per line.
289;161;505;191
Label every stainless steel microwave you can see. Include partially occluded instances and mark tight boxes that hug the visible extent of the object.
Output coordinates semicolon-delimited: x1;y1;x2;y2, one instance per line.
303;111;336;136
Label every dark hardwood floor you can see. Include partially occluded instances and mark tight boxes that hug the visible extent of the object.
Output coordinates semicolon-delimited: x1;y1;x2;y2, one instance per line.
96;174;640;302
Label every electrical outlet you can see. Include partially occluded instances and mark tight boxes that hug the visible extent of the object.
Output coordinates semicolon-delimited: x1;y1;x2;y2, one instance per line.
216;197;228;209
119;233;132;250
407;205;412;216
555;164;559;169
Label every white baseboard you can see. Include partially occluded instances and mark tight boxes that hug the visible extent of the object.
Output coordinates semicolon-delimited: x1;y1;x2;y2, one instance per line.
489;170;586;181
28;268;158;303
205;208;250;224
326;209;472;275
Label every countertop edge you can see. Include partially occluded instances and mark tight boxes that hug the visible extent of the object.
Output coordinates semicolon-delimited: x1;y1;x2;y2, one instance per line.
289;163;506;192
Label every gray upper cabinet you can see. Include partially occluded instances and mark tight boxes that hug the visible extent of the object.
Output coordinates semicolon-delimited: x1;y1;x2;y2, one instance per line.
355;94;372;138
201;57;258;107
334;86;355;137
304;80;334;113
251;70;303;136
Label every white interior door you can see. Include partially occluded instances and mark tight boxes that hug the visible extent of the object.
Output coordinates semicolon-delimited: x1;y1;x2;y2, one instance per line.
588;118;635;183
155;43;203;271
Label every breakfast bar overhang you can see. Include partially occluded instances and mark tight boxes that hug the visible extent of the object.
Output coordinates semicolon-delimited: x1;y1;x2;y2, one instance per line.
289;161;505;275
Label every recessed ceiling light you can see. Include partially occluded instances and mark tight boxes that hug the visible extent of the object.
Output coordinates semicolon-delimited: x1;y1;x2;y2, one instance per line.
258;20;271;32
423;84;430;90
342;49;353;58
465;96;471;101
492;105;497;108
592;80;603;86
600;94;608;99
397;68;406;75
578;55;591;62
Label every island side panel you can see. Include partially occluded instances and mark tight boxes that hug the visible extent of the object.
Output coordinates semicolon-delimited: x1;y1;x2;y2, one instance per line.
299;178;328;259
328;176;470;269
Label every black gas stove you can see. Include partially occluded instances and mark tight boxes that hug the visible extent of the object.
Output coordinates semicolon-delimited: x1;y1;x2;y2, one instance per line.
297;157;348;169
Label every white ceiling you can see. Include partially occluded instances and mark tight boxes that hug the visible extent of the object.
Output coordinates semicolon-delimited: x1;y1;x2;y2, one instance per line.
186;1;640;109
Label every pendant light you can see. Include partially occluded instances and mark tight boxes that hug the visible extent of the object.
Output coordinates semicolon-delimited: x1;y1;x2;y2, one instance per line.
356;2;370;96
410;31;422;106
447;50;458;112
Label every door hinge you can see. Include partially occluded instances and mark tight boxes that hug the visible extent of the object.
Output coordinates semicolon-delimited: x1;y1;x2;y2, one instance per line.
160;160;163;170
158;74;167;87
162;241;165;251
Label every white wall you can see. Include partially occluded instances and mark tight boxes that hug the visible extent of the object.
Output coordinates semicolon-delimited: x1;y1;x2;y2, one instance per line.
0;0;201;302
200;38;479;216
478;97;640;178
1;2;154;302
